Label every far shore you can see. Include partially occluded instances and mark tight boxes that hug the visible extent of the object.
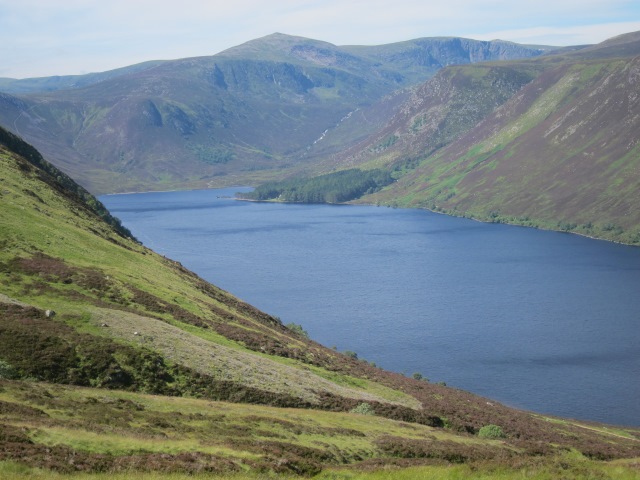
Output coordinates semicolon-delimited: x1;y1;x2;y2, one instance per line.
100;186;637;247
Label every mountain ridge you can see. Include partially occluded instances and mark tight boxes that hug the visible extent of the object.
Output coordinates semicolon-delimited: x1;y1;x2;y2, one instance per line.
0;60;167;94
0;33;551;194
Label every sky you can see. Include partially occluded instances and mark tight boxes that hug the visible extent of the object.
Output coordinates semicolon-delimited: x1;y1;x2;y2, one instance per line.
2;0;640;79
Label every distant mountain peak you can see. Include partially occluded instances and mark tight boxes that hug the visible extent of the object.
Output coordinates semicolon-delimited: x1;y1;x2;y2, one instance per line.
217;32;342;62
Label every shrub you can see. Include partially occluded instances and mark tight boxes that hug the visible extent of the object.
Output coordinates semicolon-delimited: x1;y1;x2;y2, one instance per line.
350;402;375;415
285;322;309;339
0;360;18;379
478;424;505;439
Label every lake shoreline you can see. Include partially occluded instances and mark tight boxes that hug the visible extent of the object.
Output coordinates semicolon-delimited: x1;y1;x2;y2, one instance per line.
101;187;640;427
103;185;638;247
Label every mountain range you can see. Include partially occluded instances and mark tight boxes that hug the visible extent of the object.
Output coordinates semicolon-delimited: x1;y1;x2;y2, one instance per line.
1;31;640;244
0;34;550;194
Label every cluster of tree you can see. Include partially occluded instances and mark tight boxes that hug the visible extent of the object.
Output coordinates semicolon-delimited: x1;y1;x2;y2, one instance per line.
238;168;394;204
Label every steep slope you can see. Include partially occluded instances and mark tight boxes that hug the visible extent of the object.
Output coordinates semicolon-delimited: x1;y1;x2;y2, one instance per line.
317;62;544;172
0;125;424;412
1;131;640;477
0;127;132;239
256;31;640;243
340;36;555;84
357;32;640;243
0;34;549;194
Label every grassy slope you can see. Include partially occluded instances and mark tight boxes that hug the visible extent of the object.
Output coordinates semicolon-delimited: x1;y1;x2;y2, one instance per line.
1;132;640;477
221;33;638;242
315;62;543;174
0;137;420;410
362;56;640;243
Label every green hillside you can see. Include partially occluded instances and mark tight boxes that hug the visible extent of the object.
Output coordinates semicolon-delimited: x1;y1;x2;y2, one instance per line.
1;132;640;477
357;33;640;243
253;31;640;244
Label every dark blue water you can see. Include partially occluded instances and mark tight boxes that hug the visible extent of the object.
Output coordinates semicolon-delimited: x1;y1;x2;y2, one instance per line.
101;187;640;426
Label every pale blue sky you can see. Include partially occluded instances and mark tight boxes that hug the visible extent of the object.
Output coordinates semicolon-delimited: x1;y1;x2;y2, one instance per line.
2;0;640;79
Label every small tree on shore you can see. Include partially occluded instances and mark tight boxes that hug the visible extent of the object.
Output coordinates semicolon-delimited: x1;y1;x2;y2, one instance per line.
285;322;309;339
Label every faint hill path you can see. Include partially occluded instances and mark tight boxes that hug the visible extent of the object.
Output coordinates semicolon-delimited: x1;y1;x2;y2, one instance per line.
89;306;421;409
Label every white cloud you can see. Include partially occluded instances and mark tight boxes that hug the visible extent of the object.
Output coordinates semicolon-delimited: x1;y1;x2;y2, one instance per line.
468;21;640;45
0;0;639;78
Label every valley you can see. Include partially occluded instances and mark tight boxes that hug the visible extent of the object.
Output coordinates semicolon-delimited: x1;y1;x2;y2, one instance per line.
1;26;640;478
0;34;549;194
3;32;639;244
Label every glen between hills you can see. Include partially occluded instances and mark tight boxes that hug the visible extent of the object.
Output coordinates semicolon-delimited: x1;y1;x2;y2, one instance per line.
1;129;640;476
242;31;640;244
6;30;640;245
2;32;640;245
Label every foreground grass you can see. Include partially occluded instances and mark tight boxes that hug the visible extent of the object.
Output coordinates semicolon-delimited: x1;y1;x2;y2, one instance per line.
2;458;639;479
1;380;639;479
0;380;455;457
